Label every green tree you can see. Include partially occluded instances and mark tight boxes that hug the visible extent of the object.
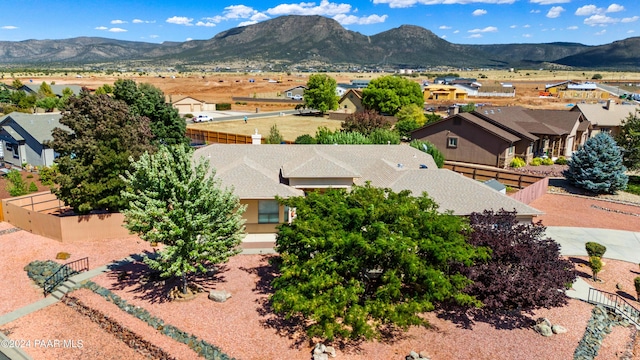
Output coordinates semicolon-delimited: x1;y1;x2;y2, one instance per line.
11;79;23;90
0;84;11;103
396;104;426;126
589;256;602;281
51;92;154;214
341;110;391;135
615;111;640;170
425;112;442;124
272;184;486;341
37;81;55;98
303;74;338;114
35;97;61;112
460;102;476;113
592;74;603;80
362;76;423;115
6;169;28;196
121;145;246;294
113;79;188;146
265;124;284;144
368;128;400;144
410;139;445;168
294;134;316;144
563;132;628;194
315;127;371;144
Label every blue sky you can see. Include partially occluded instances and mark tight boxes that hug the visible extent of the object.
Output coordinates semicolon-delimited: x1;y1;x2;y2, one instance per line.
0;0;637;45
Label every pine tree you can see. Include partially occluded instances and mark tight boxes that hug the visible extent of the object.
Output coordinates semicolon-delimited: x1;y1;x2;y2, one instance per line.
121;145;246;294
563;132;628;194
615;111;640;171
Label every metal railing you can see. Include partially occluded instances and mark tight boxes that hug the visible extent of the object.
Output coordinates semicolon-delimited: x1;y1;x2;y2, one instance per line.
43;257;89;296
587;288;640;327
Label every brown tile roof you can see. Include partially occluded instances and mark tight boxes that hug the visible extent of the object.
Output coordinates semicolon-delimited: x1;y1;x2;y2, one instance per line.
573;103;639;127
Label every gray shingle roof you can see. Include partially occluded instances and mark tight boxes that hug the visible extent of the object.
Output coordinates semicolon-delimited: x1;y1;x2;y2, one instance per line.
194;144;542;216
0;112;68;144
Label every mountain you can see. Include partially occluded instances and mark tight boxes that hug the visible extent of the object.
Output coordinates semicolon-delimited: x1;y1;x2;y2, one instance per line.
0;15;636;69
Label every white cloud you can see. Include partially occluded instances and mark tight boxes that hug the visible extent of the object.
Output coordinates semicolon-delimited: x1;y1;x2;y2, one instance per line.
224;5;260;19
472;9;487;16
595;29;606;35
371;0;515;9
522;33;532;38
238;20;259;26
186;38;193;41
468;26;498;33
566;25;578;30
523;24;531;28
441;35;447;39
529;0;569;4
108;28;127;32
575;5;598;16
149;34;159;38
530;9;540;13
196;21;216;27
468;33;483;38
439;25;451;29
584;14;617;26
267;0;351;16
95;26;108;30
453;29;460;33
133;19;155;24
606;4;625;13
333;14;388;25
111;19;127;24
166;16;194;26
1;25;17;30
546;6;564;18
621;16;639;23
510;25;517;28
628;30;635;34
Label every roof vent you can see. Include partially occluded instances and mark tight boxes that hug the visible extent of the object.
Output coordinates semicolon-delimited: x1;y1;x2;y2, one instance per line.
484;110;488;114
490;110;494;114
419;164;428;169
397;163;403;168
497;109;501;112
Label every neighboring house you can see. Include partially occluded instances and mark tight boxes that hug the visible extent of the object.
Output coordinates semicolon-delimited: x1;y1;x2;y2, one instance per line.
337;89;364;113
0;112;68;167
335;85;347;97
423;85;468;101
571;100;639;138
171;96;216;113
283;86;306;99
19;84;83;97
194;144;542;236
412;106;590;167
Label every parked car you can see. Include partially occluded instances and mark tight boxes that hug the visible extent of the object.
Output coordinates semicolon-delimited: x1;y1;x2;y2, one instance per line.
292;94;303;100
194;114;212;123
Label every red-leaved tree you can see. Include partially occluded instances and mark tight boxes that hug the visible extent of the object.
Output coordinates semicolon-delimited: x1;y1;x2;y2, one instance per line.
463;210;577;313
341;110;391;135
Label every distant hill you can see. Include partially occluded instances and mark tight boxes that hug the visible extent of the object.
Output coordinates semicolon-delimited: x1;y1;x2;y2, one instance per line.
0;15;637;69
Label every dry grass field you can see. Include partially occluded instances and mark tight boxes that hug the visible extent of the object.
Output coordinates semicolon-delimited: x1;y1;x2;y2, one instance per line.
190;114;343;141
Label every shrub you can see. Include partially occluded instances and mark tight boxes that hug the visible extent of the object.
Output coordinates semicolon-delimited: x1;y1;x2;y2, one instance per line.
184;113;194;118
28;182;38;193
410;139;444;168
368;128;400;144
555;156;568;165
530;157;543;166
216;103;232;111
585;242;607;258
6;169;28;196
26;174;34;178
294;134;316;144
510;157;526;168
38;165;58;186
542;158;554;165
635;277;640;300
588;256;602;281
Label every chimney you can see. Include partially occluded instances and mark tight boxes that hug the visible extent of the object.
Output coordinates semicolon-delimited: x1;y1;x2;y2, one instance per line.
452;106;459;115
251;128;262;144
606;99;615;110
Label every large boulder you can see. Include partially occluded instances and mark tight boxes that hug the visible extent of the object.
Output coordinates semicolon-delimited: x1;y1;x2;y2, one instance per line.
552;324;568;334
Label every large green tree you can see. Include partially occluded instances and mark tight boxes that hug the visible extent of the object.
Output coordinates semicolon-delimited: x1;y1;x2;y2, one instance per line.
121;145;246;294
616;111;640;170
271;184;487;341
51;92;154;213
114;79;188;146
303;74;338;114
362;76;423;115
563;132;628;194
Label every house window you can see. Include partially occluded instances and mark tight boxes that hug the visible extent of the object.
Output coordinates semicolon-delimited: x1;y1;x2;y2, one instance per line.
258;200;280;224
447;137;458;148
508;144;514;155
5;142;11;151
11;145;18;159
286;92;292;98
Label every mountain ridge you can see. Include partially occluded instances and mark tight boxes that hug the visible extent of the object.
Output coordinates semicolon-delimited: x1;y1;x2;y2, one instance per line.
0;15;635;69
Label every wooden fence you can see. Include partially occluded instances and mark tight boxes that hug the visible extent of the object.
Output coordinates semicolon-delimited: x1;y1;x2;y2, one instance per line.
187;128;293;145
444;161;545;189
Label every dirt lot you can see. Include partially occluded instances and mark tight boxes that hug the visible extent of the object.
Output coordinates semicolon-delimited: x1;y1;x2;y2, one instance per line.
3;70;639;114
